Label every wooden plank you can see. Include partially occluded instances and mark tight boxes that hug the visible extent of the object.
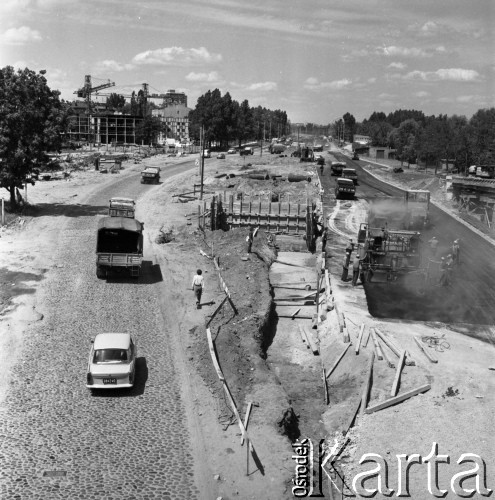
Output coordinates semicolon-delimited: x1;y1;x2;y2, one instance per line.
370;328;383;360
205;296;229;328
342;325;350;343
275;259;307;268
414;336;438;363
325;344;351;379
355;324;365;355
206;328;225;381
297;324;308;346
374;328;415;366
365;384;431;414
362;327;371;348
302;328;313;350
291;307;301;319
380;340;396;369
304;327;319;355
360;352;375;415
323;368;329;404
391;350;406;397
277;314;313;319
240;402;253;446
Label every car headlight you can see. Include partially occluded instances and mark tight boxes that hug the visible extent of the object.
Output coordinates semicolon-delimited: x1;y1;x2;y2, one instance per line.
86;373;93;385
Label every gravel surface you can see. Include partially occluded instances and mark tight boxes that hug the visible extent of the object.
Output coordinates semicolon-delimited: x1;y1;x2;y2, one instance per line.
0;167;200;499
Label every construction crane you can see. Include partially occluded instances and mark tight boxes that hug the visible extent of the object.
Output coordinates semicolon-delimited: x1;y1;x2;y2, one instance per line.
74;75;115;114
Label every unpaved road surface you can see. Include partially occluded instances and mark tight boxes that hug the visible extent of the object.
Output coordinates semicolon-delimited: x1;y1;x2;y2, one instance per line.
0;160;216;499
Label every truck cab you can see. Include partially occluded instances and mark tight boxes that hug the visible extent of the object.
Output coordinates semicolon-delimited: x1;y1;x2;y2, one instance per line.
140;167;160;184
108;198;135;218
335;178;356;199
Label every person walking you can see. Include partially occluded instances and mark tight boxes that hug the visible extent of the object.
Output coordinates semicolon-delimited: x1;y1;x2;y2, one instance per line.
246;226;254;253
445;254;454;286
437;257;447;286
191;269;205;308
428;236;439;256
321;227;328;253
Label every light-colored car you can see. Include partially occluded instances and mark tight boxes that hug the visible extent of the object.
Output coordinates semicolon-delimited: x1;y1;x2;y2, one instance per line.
227;148;236;154
217;153;226;159
86;333;137;389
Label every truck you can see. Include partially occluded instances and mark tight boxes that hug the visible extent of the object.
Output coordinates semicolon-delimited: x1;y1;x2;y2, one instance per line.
141;167;160;184
342;167;358;185
240;147;254;156
108;197;135;218
335;178;356;199
96;217;144;279
331;161;346;176
270;143;286;154
299;147;314;162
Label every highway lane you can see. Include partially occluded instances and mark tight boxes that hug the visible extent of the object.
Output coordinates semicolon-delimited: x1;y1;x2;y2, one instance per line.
0;157;208;499
321;151;495;327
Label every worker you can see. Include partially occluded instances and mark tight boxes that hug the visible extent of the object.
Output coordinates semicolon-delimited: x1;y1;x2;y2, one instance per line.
341;239;355;281
246;225;254;253
452;239;460;265
352;255;361;286
321;227;329;253
191;269;205;308
437;257;447;286
428;236;439;256
445;254;454;286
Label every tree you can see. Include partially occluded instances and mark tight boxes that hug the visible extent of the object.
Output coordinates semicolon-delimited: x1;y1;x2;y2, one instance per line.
135;116;164;145
394;119;421;166
0;66;68;208
343;112;356;142
106;93;125;111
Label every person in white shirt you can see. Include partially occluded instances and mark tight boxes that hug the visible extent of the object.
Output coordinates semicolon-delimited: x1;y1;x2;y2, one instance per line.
191;269;205;308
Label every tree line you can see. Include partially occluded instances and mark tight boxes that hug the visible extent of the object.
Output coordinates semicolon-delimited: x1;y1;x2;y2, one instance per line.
332;109;495;172
188;89;289;149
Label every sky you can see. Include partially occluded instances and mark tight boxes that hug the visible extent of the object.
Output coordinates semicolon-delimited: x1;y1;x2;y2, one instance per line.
1;0;494;124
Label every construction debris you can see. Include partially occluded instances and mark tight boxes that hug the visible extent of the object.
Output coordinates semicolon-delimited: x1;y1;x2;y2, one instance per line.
374;328;415;366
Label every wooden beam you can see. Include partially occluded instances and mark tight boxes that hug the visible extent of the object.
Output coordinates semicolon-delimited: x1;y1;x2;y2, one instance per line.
365;384;431;414
374;328;415;366
240;402;253;445
414;336;438;363
391;350;406;397
205;296;229;327
291;307;301;319
360;352;375;415
342;325;350;343
323;368;329;404
370;328;383;360
380;340;396;369
297;324;309;347
206;328;225;381
326;344;351;379
277;314;313;319
362;327;371;348
355;324;365;355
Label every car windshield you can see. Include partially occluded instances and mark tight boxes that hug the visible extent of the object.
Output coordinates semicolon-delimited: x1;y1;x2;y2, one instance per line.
94;349;129;364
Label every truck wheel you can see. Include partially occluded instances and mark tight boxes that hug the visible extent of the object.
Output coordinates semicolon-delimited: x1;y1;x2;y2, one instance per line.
96;266;106;280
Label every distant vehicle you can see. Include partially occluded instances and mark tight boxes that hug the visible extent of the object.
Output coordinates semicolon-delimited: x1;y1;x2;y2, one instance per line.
96;217;144;279
86;333;137;389
335;178;356;199
167;153;176;157
141;166;160;184
393;167;404;173
227;148;236;154
291;141;299;147
202;149;211;158
270;143;286;154
240;147;254;156
300;147;314;162
314;144;323;152
108;198;135;218
315;155;325;166
352;152;359;160
342;168;358;184
217;153;226;159
331;161;346;176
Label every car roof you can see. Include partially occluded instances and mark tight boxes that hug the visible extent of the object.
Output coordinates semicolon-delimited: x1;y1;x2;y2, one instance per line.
343;168;356;172
337;178;354;184
98;217;142;232
94;332;131;350
110;197;135;204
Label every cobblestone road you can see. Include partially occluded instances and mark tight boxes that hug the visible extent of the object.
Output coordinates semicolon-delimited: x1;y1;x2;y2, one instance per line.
0;164;202;499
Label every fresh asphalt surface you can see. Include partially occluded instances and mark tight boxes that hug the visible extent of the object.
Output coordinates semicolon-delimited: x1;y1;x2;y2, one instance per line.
320;152;495;329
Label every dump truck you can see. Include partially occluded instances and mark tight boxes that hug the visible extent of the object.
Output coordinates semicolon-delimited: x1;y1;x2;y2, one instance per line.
331;161;346;176
342;167;358;185
357;222;423;282
96;217;144;279
141;166;160;184
335;178;356;199
270;143;286;154
108;197;135;218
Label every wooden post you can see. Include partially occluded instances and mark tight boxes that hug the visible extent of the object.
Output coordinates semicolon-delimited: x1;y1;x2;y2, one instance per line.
370;328;383;360
365;384;431;414
391;351;406;397
323;368;329;404
355;324;365;355
413;336;438;363
1;198;4;226
197;204;201;229
325;344;351;379
360;352;375;415
229;194;234;215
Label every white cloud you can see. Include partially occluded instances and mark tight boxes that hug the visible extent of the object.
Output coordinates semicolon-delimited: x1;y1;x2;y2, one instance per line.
388;62;406;70
420;21;439;34
94;59;134;72
367;77;377;84
132;46;222;66
380;46;430;58
415;91;430;97
185;71;221;83
1;26;42;45
404;68;481;82
435;46;447;53
244;81;277;92
304;77;352;91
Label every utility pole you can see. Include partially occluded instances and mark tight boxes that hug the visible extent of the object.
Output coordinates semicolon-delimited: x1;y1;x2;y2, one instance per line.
200;126;205;200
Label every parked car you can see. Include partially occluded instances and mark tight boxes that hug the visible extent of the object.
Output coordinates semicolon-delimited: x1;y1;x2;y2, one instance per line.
227;148;236;154
86;333;137;389
217;153;226;159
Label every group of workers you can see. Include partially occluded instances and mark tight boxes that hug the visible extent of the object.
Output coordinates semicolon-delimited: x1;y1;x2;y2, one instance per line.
428;236;461;287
